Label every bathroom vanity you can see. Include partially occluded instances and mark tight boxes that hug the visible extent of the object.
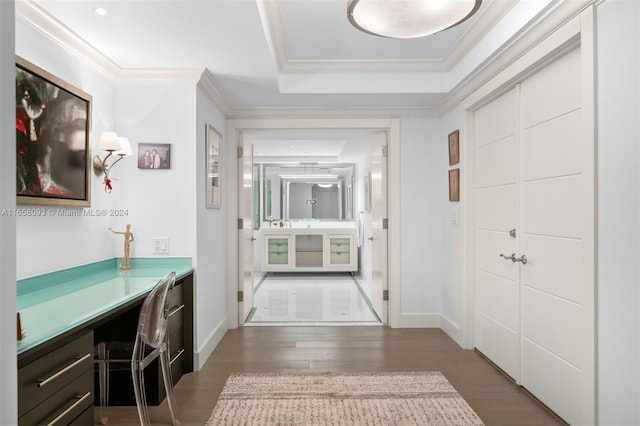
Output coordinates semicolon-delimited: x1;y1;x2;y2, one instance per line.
262;225;357;272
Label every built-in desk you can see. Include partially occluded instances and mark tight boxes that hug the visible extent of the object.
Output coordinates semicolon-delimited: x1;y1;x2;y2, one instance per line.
16;258;194;425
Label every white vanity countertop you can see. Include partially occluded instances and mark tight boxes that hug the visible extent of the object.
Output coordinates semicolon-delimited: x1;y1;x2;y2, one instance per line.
261;222;357;233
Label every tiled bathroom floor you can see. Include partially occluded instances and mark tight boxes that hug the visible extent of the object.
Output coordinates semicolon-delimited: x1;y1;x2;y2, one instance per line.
246;273;380;325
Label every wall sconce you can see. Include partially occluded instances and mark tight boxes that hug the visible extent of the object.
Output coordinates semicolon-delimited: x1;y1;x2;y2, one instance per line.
93;131;131;193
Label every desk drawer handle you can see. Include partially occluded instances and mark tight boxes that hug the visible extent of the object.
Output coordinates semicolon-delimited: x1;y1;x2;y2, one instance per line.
37;353;91;388
46;391;91;426
170;349;185;365
169;304;184;318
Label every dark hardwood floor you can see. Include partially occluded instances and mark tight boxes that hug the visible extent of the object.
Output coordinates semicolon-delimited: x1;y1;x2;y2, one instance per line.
99;326;566;425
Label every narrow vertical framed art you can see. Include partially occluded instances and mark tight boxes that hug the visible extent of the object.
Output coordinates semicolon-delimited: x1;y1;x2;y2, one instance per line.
449;168;460;202
448;129;460;166
206;124;223;208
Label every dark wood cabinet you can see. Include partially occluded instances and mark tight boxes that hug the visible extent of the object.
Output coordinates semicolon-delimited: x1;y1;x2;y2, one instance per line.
18;331;94;426
17;271;194;423
92;272;194;406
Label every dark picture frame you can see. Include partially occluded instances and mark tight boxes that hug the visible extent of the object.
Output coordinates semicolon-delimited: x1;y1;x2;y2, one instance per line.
16;56;92;207
449;168;460;202
206;124;223;208
138;143;171;169
448;129;460;166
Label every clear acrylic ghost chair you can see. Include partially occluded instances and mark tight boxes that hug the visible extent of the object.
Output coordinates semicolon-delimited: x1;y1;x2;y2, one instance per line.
95;271;180;425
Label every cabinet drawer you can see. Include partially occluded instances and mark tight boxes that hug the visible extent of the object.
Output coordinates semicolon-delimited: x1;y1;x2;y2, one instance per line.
329;251;351;265
168;304;184;336
169;325;184;358
170;347;184;386
169;281;183;311
18;332;93;418
19;368;93;426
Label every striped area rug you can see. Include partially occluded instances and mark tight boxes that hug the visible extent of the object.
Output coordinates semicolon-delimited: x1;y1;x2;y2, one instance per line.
206;371;484;425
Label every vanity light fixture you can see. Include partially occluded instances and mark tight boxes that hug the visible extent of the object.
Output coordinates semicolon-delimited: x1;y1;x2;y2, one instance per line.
347;0;482;39
93;131;132;193
280;174;339;180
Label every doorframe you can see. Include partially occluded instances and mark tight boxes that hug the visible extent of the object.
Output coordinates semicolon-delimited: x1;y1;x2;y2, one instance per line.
459;7;595;424
225;118;401;329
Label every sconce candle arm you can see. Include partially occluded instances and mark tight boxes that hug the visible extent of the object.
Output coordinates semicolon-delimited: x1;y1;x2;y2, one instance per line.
93;133;131;193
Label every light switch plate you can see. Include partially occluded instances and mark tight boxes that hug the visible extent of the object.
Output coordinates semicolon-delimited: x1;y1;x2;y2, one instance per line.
152;237;169;254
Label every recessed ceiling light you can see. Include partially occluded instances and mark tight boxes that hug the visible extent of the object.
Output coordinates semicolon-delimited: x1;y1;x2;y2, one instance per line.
94;7;109;16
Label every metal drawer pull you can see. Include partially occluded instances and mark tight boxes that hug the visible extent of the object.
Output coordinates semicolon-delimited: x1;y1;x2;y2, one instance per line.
46;391;91;426
37;353;91;388
170;349;185;365
168;304;184;318
499;253;527;264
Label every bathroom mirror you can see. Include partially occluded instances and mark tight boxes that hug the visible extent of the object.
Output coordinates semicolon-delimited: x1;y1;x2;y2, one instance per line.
258;163;355;222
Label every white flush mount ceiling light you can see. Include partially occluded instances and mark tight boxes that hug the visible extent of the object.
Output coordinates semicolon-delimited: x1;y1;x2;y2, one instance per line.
347;0;482;39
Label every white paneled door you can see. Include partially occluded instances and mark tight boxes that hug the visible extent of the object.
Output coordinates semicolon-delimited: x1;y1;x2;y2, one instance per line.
239;137;255;324
473;47;594;425
369;132;388;323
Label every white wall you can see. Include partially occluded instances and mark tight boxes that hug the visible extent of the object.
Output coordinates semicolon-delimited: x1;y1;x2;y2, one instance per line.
438;107;464;332
195;83;228;356
15;20;118;278
0;2;17;424
112;84;196;259
399;118;446;319
596;0;640;424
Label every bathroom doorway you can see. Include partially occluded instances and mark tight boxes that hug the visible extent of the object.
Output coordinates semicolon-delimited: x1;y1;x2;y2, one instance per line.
236;128;389;326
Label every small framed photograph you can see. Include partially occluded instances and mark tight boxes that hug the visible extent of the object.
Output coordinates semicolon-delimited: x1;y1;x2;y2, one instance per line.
16;56;92;207
448;129;460;166
206;124;223;208
138;143;171;169
449;168;460;202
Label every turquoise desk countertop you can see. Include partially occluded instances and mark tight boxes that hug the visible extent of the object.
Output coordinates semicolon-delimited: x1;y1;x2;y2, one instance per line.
17;257;193;355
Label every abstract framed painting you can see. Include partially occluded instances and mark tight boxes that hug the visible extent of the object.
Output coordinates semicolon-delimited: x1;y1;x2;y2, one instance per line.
16;56;92;207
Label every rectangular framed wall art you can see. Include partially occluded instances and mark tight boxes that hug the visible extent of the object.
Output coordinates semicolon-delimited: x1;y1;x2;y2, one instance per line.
16;56;92;207
449;168;460;202
448;129;460;166
206;124;223;208
138;143;171;169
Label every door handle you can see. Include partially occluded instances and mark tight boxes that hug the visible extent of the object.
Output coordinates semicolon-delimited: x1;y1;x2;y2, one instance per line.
367;236;374;241
499;253;527;264
250;237;256;241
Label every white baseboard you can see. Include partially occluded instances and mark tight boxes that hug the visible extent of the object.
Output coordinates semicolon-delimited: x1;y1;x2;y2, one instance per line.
439;315;463;347
397;313;441;328
194;316;228;371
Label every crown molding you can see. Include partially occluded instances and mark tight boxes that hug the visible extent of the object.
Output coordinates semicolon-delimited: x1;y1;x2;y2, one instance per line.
198;69;232;114
16;0;120;81
442;0;520;70
262;0;517;76
117;68;203;86
226;105;439;120
436;0;593;116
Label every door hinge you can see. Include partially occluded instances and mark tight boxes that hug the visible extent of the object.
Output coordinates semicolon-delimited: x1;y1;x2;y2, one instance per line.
382;218;388;229
383;290;389;301
237;291;243;302
382;146;388;157
237;147;243;158
237;218;243;229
